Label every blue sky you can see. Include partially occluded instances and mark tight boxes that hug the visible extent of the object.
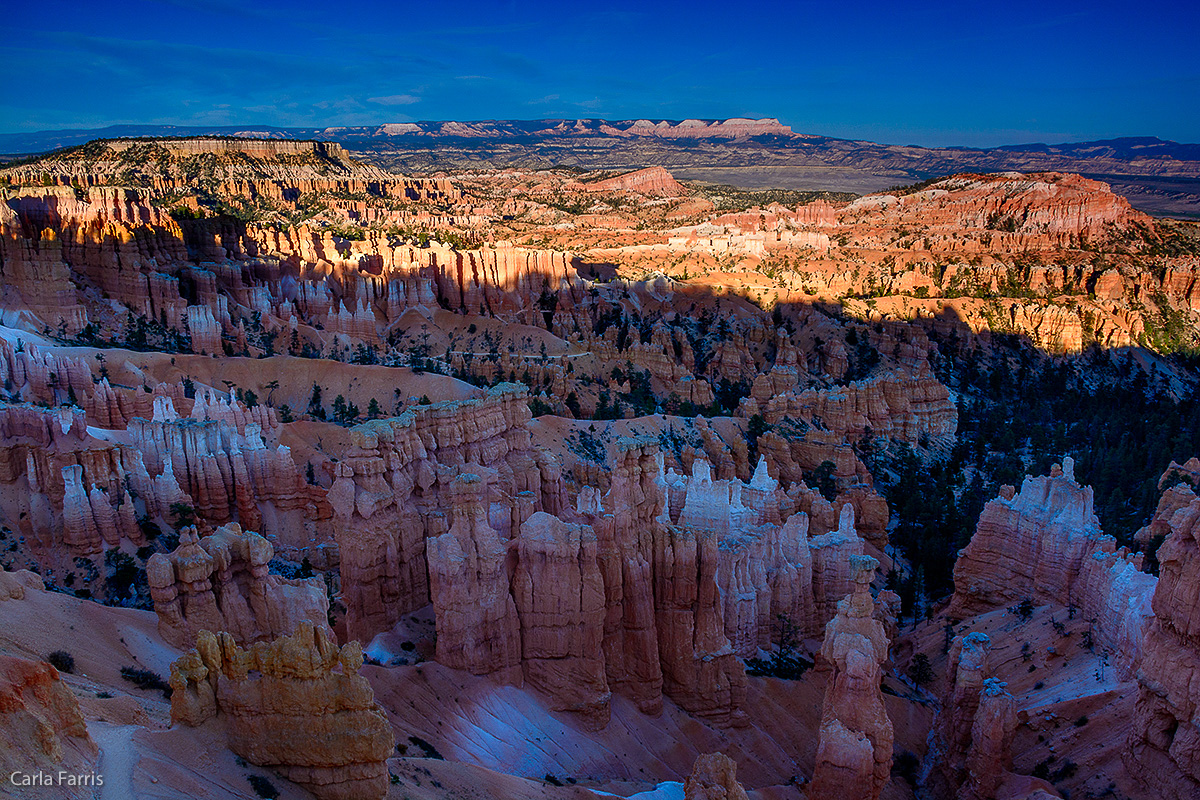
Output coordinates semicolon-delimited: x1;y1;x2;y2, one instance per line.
3;0;1197;147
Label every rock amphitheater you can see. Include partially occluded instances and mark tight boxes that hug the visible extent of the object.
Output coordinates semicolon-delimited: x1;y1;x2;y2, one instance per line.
0;136;1197;799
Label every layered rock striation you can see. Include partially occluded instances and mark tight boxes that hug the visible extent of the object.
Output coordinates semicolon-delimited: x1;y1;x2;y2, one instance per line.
0;653;98;799
330;383;562;642
169;621;393;800
950;457;1156;675
810;555;893;800
584;166;685;197
148;523;329;648
1126;482;1200;800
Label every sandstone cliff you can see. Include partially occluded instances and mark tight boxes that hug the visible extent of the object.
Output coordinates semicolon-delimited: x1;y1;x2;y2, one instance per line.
330;383;561;643
923;632;992;797
512;511;610;729
1126;482;1200;800
147;523;329;648
960;678;1018;800
950;457;1156;675
426;471;522;678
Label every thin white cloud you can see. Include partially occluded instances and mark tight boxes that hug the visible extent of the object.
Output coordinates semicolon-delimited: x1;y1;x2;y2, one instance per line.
367;94;421;106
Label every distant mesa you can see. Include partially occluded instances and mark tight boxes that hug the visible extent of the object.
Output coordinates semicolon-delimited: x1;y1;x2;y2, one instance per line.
584;166;686;196
342;118;796;140
599;117;794;138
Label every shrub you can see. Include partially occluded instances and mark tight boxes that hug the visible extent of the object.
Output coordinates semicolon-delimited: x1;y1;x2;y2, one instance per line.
1074;715;1089;727
1051;759;1078;782
47;650;75;674
246;775;279;799
745;653;811;680
169;502;196;531
120;666;172;698
408;735;443;760
1012;599;1035;621
907;653;935;686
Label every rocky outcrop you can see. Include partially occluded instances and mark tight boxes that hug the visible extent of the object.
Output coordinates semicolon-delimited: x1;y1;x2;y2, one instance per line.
923;632;993;798
950;457;1156;675
749;368;957;446
1126;483;1200;800
169;621;393;800
0;567;44;600
128;410;300;532
2;139;457;206
840;172;1150;247
1136;459;1200;545
960;678;1019;800
59;463;141;555
568;440;750;725
585;166;685;197
810;555;893;800
580;441;666;715
0;344;307;562
653;520;749;727
682;752;750;800
0;655;98;798
512;511;609;728
663;457;877;654
0;196;89;334
331;383;562;643
0;401;152;565
669;458;813;651
809;502;869;622
426;471;521;678
147;523;329;648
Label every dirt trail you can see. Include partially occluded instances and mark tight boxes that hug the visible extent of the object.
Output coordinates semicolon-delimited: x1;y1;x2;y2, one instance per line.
89;722;136;800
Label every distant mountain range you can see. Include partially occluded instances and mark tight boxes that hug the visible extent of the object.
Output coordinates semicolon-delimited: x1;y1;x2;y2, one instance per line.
3;119;1198;216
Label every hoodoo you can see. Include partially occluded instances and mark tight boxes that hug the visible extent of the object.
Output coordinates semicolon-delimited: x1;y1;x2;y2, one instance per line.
0;116;1197;800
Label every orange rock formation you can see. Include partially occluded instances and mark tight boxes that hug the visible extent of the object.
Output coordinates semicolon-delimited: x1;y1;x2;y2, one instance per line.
147;523;329;648
810;554;893;800
169;621;393;800
682;752;750;800
1126;482;1200;800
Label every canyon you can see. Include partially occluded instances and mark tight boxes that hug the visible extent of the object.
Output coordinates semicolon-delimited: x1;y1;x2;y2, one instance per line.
0;136;1196;800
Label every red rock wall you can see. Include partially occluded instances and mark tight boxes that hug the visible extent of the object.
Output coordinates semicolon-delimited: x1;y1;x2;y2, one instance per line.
1127;485;1200;800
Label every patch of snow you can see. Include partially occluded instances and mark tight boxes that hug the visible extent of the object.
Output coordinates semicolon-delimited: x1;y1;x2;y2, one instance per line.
592;782;686;800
